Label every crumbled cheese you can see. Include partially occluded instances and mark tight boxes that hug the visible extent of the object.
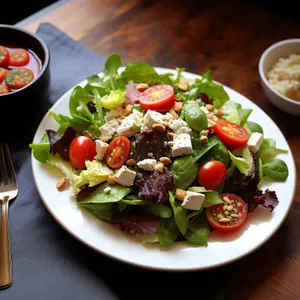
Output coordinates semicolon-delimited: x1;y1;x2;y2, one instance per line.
99;119;119;142
94;140;108;160
117;109;143;137
104;106;125;122
115;166;136;186
181;191;205;211
247;132;263;153
168;119;192;134
172;133;193;157
267;53;300;101
137;159;157;171
141;110;164;131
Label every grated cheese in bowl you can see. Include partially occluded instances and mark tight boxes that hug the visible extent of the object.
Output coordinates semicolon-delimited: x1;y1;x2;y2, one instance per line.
267;53;300;101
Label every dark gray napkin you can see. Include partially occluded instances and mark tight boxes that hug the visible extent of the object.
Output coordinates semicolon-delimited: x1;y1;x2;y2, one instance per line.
1;23;230;300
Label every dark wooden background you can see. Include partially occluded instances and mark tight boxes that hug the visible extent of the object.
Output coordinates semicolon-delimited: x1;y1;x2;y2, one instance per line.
21;0;300;299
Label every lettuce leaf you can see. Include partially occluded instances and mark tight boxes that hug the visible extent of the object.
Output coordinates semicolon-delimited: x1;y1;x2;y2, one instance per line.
228;148;253;176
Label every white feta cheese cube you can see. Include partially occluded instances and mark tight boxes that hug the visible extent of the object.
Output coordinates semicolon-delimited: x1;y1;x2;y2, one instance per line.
168;119;192;134
99;119;119;142
181;191;205;211
172;133;193;157
94;140;108;160
104;106;124;122
137;159;157;171
118;109;143;137
247;132;263;153
142;110;164;131
115;166;136;186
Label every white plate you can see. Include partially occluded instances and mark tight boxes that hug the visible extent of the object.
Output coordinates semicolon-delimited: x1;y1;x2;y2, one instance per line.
31;68;296;271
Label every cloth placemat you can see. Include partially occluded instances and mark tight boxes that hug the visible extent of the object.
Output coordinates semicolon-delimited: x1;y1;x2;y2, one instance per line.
1;23;230;300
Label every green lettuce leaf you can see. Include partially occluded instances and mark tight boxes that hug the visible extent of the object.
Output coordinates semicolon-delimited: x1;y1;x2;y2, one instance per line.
228;148;253;176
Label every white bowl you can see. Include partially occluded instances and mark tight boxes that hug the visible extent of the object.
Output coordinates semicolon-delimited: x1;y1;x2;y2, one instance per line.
258;39;300;116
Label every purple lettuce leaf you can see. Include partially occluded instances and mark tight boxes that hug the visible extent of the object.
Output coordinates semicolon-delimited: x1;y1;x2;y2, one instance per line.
46;126;76;160
135;168;174;204
248;189;279;213
110;213;160;234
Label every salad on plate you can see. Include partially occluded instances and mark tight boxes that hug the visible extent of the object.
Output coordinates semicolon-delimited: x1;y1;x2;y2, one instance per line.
30;54;289;246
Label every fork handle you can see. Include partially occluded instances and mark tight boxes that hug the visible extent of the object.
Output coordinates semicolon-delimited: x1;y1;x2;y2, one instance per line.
0;197;11;289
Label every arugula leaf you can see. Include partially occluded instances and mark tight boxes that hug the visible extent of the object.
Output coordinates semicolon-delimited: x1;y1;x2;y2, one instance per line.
172;136;218;189
158;217;179;245
228;148;253;176
79;183;131;204
169;192;188;235
192;70;229;108
184;214;210;245
29;133;50;163
263;158;289;182
203;191;223;207
259;138;288;164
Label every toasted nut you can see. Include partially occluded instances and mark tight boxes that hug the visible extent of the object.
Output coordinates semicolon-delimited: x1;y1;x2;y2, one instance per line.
136;83;149;92
188;100;197;105
207;118;216;127
223;196;232;204
107;175;117;185
83;130;94;140
230;213;239;218
126;158;136;166
223;205;228;211
200;135;208;143
217;213;224;219
175;188;186;200
205;104;214;112
227;205;233;211
237;202;242;207
148;152;154;157
200;129;210;136
168;109;178;119
173;101;183;113
178;81;188;92
154;162;164;172
56;177;67;191
167;132;174;139
175;97;182;102
124;104;133;116
152;123;166;132
219;218;231;223
224;211;230;216
159;157;172;165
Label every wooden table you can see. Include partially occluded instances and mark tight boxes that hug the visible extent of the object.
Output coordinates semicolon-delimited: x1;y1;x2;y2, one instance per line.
18;0;300;299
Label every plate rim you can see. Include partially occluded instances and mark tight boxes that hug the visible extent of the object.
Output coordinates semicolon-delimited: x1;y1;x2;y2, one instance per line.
31;67;297;272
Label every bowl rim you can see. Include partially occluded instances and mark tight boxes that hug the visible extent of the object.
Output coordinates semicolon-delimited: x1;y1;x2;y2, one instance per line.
258;38;300;106
0;24;50;97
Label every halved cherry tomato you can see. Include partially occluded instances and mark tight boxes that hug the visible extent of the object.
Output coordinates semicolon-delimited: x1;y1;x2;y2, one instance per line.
198;160;227;190
5;68;34;89
139;84;175;112
9;49;30;66
0;46;10;68
0;85;11;95
0;68;8;83
105;136;131;169
69;136;96;169
206;193;248;232
212;119;249;149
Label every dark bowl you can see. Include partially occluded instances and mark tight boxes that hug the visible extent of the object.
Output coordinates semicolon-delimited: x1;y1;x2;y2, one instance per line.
0;24;50;126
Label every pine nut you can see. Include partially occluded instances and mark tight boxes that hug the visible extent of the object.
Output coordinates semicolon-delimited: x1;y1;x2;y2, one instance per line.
219;218;231;223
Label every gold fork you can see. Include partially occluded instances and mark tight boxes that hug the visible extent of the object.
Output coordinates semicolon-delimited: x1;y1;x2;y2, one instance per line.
0;144;18;289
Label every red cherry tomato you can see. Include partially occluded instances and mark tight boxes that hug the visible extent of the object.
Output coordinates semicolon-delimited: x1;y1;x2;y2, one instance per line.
206;193;248;232
105;136;131;169
212;119;249;149
139;84;175;112
0;85;11;95
0;68;8;83
0;46;10;68
198;160;227;190
9;49;30;67
5;68;34;89
69;136;96;169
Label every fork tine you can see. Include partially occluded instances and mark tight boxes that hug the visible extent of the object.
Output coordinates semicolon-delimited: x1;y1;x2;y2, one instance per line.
3;144;17;186
0;144;9;186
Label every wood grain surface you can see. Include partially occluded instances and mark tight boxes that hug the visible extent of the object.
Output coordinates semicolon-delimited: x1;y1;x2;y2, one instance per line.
23;0;300;299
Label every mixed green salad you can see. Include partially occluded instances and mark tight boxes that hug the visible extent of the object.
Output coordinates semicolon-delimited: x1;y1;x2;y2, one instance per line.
30;54;289;246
